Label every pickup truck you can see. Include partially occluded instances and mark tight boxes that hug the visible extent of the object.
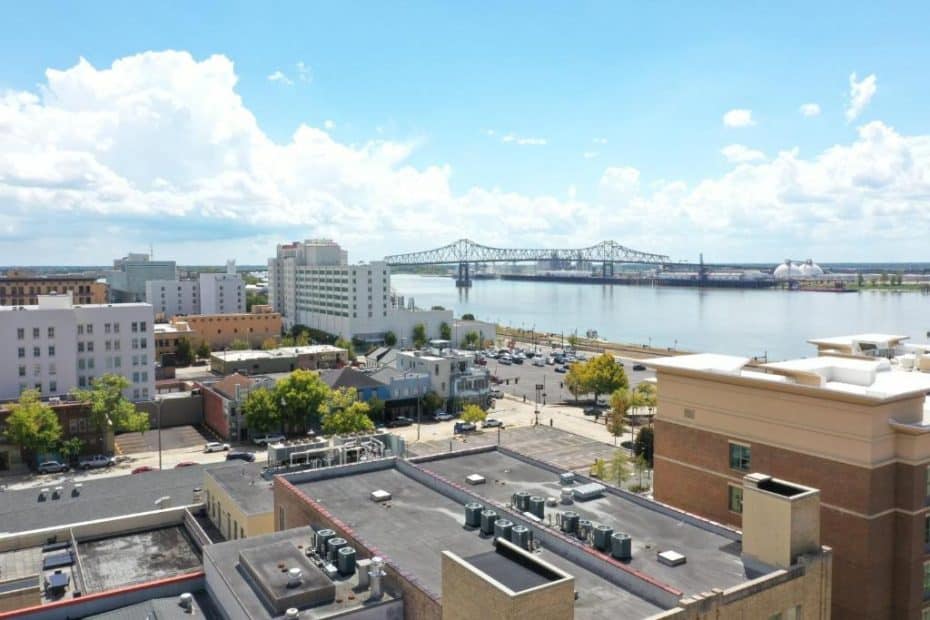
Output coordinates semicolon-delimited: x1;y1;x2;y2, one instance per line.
79;454;115;470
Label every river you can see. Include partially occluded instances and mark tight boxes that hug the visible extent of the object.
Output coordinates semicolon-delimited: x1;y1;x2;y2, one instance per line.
391;275;930;361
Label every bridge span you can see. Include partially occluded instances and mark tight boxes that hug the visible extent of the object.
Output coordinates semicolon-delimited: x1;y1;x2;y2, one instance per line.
384;239;673;287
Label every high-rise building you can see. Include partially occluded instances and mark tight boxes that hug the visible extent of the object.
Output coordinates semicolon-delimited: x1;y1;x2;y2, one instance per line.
0;295;156;402
106;253;177;302
199;271;245;315
144;260;245;318
268;239;450;342
145;279;200;317
649;334;930;620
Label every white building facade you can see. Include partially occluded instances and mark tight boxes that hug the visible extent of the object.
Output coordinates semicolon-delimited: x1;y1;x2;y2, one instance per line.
145;279;200;317
268;239;452;342
199;272;245;315
394;348;490;406
0;296;155;402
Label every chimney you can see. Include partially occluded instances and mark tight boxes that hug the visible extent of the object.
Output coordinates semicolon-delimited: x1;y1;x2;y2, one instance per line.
741;473;821;569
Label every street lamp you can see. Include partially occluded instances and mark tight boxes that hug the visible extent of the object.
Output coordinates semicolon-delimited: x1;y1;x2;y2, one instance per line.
156;397;164;470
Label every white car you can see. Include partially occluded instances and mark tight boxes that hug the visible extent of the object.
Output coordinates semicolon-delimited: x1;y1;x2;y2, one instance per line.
204;442;230;453
252;434;285;446
532;358;545;367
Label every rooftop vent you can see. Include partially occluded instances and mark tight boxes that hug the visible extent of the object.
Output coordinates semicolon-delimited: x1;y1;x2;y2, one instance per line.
287;567;302;588
370;489;392;502
285;609;299;619
465;473;486;485
572;483;605;501
657;550;686;566
178;592;194;612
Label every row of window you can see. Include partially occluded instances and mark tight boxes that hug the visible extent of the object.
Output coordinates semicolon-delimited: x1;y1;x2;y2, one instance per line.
19;381;57;393
16;327;55;339
17;346;55;358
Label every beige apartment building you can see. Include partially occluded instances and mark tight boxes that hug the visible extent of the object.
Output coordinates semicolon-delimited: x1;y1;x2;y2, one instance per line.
183;305;281;350
0;271;107;306
650;334;930;620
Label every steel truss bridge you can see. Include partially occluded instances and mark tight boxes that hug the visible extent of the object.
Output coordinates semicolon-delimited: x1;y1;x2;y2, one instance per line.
384;239;673;286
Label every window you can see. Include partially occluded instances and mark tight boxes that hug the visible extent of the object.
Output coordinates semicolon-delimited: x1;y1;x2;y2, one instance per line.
49;381;57;393
34;383;42;392
728;485;743;513
33;346;40;358
133;372;140;383
114;340;120;351
104;323;111;334
87;342;94;352
77;325;83;335
32;327;39;338
142;387;149;399
729;442;751;471
105;341;112;352
132;321;138;333
133;389;140;400
114;322;120;333
924;560;930;599
47;326;54;338
48;363;56;376
114;356;122;368
18;366;25;377
78;359;85;370
78;376;86;388
18;347;25;358
86;323;93;335
78;342;85;353
132;338;139;350
16;328;24;340
48;345;55;357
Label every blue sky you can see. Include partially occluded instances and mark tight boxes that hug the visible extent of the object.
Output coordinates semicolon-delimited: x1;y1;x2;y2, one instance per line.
0;2;928;264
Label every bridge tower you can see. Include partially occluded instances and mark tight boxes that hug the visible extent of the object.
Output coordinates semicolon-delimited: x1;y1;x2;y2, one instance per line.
456;262;472;288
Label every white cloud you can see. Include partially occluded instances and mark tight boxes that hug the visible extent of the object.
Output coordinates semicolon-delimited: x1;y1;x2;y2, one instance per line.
0;51;928;263
324;119;335;130
846;72;877;122
721;144;766;163
592;137;608;144
501;133;546;146
295;61;311;83
267;70;293;86
723;109;755;128
799;103;821;117
583;151;599;159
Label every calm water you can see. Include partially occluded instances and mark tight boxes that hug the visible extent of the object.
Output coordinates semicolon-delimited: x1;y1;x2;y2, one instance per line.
392;275;930;361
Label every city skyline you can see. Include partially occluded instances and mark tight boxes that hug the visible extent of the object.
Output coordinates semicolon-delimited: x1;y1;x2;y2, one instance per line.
1;2;929;264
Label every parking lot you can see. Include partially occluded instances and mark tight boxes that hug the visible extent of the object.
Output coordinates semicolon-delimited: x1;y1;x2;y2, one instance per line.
485;346;655;405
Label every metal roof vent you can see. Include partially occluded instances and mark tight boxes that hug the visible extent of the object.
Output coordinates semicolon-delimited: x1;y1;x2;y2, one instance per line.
465;473;486;485
178;592;194;612
285;608;300;619
287;567;302;588
657;550;687;566
370;489;391;502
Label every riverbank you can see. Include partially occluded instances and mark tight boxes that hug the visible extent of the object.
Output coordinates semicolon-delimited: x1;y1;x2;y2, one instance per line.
495;324;692;360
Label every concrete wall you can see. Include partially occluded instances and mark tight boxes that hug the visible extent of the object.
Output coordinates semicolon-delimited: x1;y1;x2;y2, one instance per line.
203;472;273;540
136;394;203;428
0;577;40;614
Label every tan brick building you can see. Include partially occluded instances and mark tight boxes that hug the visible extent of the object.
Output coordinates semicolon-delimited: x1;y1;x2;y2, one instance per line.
183;306;281;350
0;271;107;306
650;338;930;620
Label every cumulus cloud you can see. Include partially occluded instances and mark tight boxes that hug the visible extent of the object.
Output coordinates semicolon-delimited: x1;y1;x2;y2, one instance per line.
0;52;928;263
846;72;877;122
324;119;335;130
295;61;311;83
799;103;821;117
267;70;293;86
501;133;546;146
721;144;766;163
723;109;755;128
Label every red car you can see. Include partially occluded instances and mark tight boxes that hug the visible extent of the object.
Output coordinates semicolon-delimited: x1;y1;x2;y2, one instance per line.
131;466;155;474
174;461;198;468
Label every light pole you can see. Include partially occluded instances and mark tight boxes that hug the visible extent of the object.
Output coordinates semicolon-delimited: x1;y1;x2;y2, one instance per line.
156;397;163;470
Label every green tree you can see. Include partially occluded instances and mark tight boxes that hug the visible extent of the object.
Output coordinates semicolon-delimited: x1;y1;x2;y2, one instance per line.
275;369;331;432
633;453;650;490
335;337;355;360
412;323;427;348
564;362;588;402
634;426;654;467
610;449;631;486
421;391;444;415
439;321;452;340
460;403;487;424
196;341;211;359
245;291;268;312
634;382;657;412
295;331;311;346
586;354;628;403
462;331;480;350
242;387;281;434
384;331;397;347
567;333;579;347
261;337;279;350
610;387;635;422
461;313;475;321
591;457;607;479
175;337;193;366
5;389;62;454
229;339;250;350
367;396;385;424
72;374;149;435
607;410;627;446
59;437;84;463
319;388;375;435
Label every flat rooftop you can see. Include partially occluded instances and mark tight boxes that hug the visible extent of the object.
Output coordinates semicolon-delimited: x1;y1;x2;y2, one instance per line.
0;466;205;535
212;344;344;362
205;461;272;516
807;333;909;347
292;466;664;617
416;450;763;595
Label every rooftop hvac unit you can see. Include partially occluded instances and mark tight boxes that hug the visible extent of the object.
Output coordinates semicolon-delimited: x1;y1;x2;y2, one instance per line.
527;496;545;519
465;473;486;485
560;511;579;534
577;519;593;541
559;472;575;485
337;546;357;576
593;525;614;551
464;502;484;528
657;550;687;566
610;532;632;560
560;488;574;504
370;489;392;502
572;483;605;501
356;558;372;589
493;519;513;540
512;491;531;512
326;537;347;562
316;529;336;555
510;525;533;550
480;510;498;535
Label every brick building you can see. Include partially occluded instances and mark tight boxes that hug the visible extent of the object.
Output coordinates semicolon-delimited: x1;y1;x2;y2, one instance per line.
650;339;930;620
0;271;107;306
199;373;275;442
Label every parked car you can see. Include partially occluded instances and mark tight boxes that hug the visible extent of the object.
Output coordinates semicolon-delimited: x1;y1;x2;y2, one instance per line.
174;461;198;468
226;451;255;463
482;418;503;428
498;357;512;366
583;406;602;417
532;358;545;367
555;365;568;373
633;363;647;371
131;466;155;475
511;357;524;365
79;454;115;470
546;357;555;365
37;460;69;474
204;442;230;453
387;416;414;428
252;434;285;446
433;411;454;421
454;421;477;433
489;389;504;399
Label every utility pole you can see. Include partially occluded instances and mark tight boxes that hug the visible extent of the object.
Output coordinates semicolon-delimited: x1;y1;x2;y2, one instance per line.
157;398;163;470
